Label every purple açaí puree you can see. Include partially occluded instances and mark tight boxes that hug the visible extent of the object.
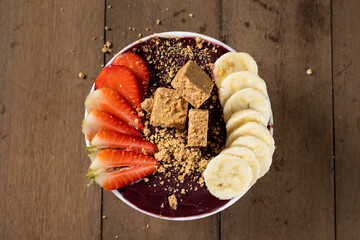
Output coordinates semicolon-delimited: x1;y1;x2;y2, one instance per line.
118;36;230;218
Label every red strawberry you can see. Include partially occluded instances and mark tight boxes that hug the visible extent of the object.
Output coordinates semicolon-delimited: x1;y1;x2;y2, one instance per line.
113;52;149;99
95;65;142;112
90;131;157;155
86;149;158;190
85;88;143;132
82;110;141;141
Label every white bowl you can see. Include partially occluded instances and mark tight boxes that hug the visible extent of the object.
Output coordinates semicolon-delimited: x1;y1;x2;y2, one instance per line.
85;31;274;221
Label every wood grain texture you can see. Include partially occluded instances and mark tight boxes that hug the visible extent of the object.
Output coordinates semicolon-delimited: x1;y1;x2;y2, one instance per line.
221;0;334;239
0;1;103;239
102;1;221;239
333;0;360;239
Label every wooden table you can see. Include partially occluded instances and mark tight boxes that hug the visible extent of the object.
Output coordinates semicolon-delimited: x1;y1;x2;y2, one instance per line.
1;0;359;239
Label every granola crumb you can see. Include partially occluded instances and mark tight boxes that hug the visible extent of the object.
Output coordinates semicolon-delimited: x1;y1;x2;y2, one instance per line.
107;5;112;8
115;235;119;239
146;28;150;31
139;33;142;37
143;128;151;137
141;98;153;113
60;8;64;11
105;26;111;31
102;215;106;219
306;68;313;75
146;224;149;229
189;13;194;17
156;19;161;25
101;41;113;53
92;36;97;40
70;49;74;53
143;177;149;182
178;175;184;181
78;72;86;79
168;194;178;210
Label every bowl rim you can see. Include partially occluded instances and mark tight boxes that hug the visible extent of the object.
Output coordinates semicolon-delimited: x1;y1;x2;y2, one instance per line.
85;31;274;221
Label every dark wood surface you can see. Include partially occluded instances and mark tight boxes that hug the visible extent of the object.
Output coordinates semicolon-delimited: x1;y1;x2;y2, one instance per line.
0;0;359;239
333;0;360;239
0;1;103;239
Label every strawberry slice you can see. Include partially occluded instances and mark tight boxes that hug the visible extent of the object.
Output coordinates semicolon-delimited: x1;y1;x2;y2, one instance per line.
112;52;150;99
82;110;141;141
95;65;142;112
86;149;158;190
85;88;143;132
90;131;157;155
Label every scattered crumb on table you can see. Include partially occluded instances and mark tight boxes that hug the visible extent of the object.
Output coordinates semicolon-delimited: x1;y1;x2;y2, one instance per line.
78;72;86;79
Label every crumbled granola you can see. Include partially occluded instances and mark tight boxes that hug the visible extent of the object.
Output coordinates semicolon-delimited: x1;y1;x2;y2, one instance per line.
168;194;178;210
141;98;153;113
78;72;86;79
130;37;227;210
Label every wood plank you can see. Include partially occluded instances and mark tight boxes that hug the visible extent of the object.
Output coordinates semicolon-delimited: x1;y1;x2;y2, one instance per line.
333;0;360;239
0;1;103;239
102;1;221;239
220;0;334;239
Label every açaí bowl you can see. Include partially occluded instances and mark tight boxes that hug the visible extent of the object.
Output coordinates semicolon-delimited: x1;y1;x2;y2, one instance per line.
85;31;274;221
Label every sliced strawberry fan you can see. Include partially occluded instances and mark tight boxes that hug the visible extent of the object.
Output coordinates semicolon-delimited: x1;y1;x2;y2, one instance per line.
112;52;150;99
83;52;154;191
90;131;157;155
86;149;158;190
85;88;143;132
82;110;142;141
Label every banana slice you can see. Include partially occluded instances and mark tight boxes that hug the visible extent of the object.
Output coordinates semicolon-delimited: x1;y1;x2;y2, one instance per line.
223;88;271;122
213;52;258;88
221;146;260;185
204;154;252;200
219;71;268;107
230;136;272;178
226;122;275;155
226;109;268;137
